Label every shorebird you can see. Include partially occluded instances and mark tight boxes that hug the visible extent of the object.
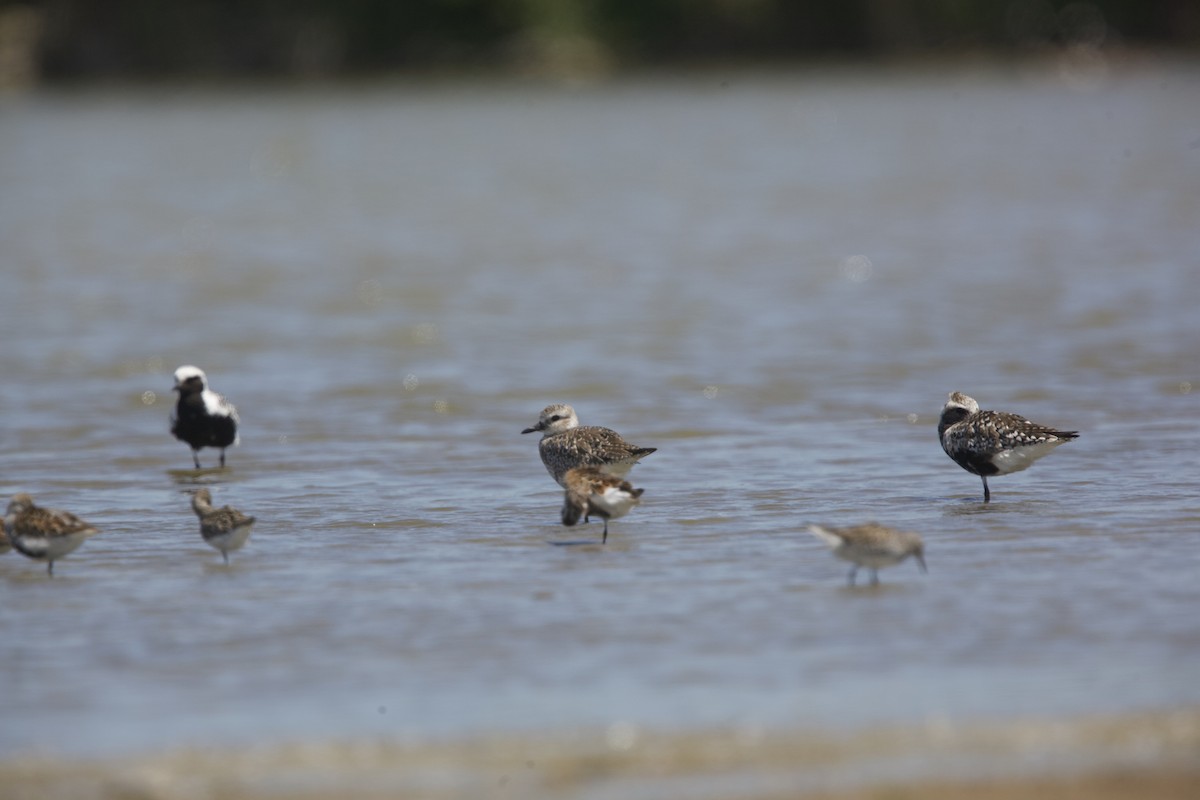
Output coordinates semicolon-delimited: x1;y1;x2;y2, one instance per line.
560;466;645;543
938;391;1079;502
4;493;101;575
171;365;240;469
808;522;926;586
189;488;255;564
522;404;656;487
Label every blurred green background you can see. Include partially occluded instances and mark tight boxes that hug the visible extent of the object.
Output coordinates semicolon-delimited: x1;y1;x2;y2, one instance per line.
0;0;1195;83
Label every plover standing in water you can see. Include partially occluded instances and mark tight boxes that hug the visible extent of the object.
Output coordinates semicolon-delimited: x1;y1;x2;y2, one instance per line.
561;466;645;543
189;488;255;564
4;493;101;575
171;365;240;469
938;391;1079;503
808;523;926;586
522;404;656;487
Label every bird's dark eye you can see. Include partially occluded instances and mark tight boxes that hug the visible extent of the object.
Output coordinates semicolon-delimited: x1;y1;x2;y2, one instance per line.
549;415;562;422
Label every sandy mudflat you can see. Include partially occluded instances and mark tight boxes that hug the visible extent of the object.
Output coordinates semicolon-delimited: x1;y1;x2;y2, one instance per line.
770;768;1200;800
3;708;1197;800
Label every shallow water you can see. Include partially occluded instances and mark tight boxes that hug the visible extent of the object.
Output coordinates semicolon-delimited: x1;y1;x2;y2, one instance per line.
1;57;1199;772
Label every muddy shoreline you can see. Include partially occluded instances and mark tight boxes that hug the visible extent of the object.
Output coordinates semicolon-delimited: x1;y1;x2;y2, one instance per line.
5;709;1197;800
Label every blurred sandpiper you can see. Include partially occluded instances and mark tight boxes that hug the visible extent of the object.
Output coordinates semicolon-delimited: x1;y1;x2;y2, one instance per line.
808;522;926;586
189;488;255;564
561;466;645;544
4;493;101;576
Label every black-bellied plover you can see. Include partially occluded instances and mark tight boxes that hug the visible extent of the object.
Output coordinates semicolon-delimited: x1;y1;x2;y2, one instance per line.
808;522;926;586
189;488;255;564
4;493;100;576
560;466;645;544
938;391;1079;503
171;365;240;469
522;403;656;487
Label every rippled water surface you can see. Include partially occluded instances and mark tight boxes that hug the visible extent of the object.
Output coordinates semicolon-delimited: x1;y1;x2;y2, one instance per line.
2;59;1199;772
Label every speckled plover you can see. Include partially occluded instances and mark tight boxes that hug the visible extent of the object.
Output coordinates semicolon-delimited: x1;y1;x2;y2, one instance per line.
808;522;926;586
938;391;1078;503
522;404;656;487
171;365;240;469
189;488;255;564
561;466;645;544
4;493;100;575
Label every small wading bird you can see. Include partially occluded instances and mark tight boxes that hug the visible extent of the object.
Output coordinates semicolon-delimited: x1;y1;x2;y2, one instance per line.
171;365;240;469
938;391;1078;503
808;522;926;587
560;466;644;544
522;403;656;487
4;493;100;576
189;488;255;564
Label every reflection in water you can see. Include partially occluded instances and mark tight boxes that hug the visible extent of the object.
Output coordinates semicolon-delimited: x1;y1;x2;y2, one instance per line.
166;467;233;485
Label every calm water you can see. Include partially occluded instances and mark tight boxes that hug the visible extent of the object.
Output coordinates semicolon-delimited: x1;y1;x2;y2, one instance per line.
1;58;1199;775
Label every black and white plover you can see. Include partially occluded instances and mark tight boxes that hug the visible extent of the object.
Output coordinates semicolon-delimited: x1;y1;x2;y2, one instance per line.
521;403;656;487
4;493;101;575
808;522;926;586
189;488;255;564
938;391;1079;503
561;466;645;544
171;365;240;469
